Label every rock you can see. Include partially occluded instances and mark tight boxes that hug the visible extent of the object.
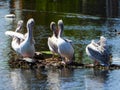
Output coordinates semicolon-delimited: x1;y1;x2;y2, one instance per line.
8;52;120;70
34;52;44;59
22;58;35;63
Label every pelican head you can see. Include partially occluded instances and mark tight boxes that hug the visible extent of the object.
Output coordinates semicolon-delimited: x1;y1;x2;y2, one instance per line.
99;36;107;47
16;20;23;32
58;20;64;37
26;18;34;41
50;22;56;31
27;18;34;28
100;36;106;41
58;20;63;30
17;20;23;27
50;22;58;37
100;36;106;43
91;40;95;43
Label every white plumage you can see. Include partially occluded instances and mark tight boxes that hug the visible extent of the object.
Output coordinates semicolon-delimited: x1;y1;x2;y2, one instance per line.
5;18;35;58
5;31;25;40
57;20;74;64
86;36;110;66
5;20;24;54
48;22;58;58
19;18;35;58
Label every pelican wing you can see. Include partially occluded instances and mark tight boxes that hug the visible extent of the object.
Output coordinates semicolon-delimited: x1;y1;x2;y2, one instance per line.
88;46;110;66
48;37;58;53
87;46;101;59
5;31;25;40
64;38;72;43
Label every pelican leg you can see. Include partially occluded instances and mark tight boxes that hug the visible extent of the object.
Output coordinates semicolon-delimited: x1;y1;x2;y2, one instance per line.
52;54;55;60
94;60;100;66
23;57;34;63
64;57;71;64
61;58;66;67
60;57;66;64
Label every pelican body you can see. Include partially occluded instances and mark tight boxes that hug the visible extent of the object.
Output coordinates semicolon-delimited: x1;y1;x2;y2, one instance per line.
11;20;24;53
57;20;74;64
5;20;24;54
19;18;35;58
48;22;58;56
86;36;110;66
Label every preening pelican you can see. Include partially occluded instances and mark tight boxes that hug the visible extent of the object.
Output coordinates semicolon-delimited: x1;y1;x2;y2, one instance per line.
57;20;74;64
48;22;58;59
5;20;24;38
19;18;35;58
12;20;24;54
5;20;24;54
86;36;110;66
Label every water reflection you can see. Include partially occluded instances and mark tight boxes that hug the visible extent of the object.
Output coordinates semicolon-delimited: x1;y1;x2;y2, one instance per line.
46;68;88;90
10;69;48;90
10;69;29;90
60;68;87;90
47;68;60;90
8;68;120;90
85;69;109;90
105;70;120;90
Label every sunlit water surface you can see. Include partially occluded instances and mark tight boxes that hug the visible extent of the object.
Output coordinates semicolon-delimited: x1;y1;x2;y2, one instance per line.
1;0;120;90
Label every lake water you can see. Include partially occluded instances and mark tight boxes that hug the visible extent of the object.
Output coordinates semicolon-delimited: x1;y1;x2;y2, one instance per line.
1;0;120;90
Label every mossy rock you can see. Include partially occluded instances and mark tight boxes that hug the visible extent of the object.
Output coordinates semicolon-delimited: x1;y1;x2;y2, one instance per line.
8;51;120;70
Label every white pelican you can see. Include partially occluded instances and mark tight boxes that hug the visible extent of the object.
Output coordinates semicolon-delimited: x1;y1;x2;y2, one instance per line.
5;18;35;58
5;20;24;54
48;22;58;59
19;18;35;58
57;20;74;64
86;36;110;66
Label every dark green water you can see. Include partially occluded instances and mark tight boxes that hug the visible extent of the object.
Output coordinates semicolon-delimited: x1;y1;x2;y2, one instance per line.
1;0;120;90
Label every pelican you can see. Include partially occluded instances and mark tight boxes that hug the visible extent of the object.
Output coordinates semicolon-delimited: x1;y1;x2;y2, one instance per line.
48;22;58;59
5;20;24;54
57;20;74;64
19;18;35;58
86;36;110;66
5;18;35;58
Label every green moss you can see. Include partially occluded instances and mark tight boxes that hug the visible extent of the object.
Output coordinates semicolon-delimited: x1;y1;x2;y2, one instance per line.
41;51;52;54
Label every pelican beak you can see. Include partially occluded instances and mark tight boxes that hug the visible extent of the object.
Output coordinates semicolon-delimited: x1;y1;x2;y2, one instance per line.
55;28;59;38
